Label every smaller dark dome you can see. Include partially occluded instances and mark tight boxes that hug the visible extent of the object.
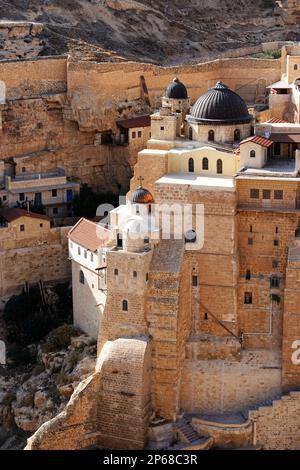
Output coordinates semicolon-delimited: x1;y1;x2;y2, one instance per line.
165;77;188;99
131;186;154;204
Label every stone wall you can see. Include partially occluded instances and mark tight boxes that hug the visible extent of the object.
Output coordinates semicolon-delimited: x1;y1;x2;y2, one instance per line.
0;224;70;296
249;391;300;449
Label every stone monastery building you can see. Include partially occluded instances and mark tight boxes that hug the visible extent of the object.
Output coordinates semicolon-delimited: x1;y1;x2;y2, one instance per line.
28;47;300;451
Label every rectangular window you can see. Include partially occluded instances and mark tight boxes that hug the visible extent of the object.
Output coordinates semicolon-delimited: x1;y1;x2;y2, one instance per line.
248;238;253;245
244;292;252;304
19;193;25;202
262;189;271;199
78;247;81;255
274;239;279;246
114;268;118;275
40;223;43;228
79;270;84;284
84;250;87;259
138;131;142;138
250;189;259;199
3;195;6;201
52;189;57;198
91;253;94;262
274;190;283;200
192;275;198;287
132;131;136;139
270;276;280;288
160;126;164;131
53;207;58;215
20;224;25;232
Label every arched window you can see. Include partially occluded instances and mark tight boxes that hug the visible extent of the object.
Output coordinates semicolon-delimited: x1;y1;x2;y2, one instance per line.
208;130;214;142
122;299;128;311
188;158;194;173
189;127;193;140
217;159;223;174
294;64;298;71
234;129;240;142
202;157;209;170
250;150;256;158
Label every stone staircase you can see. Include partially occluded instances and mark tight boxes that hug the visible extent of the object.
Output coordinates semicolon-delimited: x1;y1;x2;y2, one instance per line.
170;418;213;450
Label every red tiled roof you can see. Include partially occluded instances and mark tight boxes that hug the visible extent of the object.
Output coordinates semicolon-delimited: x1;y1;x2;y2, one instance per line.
266;118;288;124
1;208;50;223
68;218;112;251
116;115;151;129
240;135;273;148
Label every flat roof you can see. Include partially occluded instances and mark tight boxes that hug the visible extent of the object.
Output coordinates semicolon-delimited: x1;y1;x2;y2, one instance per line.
156;173;235;190
266;79;292;89
8;181;79;194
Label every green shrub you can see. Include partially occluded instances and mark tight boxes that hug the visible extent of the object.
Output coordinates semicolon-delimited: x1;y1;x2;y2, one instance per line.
253;49;281;60
43;324;75;353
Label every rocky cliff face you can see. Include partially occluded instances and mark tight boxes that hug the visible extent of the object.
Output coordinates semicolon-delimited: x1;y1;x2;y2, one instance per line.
0;0;297;64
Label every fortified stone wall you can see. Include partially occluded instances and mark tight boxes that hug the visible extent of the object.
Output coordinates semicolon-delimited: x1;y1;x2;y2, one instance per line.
0;225;70;296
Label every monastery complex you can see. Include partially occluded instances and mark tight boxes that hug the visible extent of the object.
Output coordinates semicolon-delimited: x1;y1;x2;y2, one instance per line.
1;40;300;450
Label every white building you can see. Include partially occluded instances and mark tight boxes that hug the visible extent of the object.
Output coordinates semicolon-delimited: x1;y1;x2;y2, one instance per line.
68;218;111;339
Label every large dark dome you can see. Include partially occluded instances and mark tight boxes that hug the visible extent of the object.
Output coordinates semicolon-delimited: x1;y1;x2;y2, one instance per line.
131;186;154;204
188;81;251;124
165;77;188;99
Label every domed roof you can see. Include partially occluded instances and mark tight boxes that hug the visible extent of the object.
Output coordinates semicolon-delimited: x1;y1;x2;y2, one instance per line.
165;77;188;100
188;81;251;124
131;186;154;204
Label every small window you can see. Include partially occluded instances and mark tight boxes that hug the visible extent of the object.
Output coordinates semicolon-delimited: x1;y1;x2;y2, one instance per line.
91;253;94;262
275;226;278;234
274;239;279;246
40;223;43;228
263;189;271;199
250;189;259;199
160;126;164;131
250;225;253;233
270;276;280;288
138;131;142;138
22;167;26;172
208;130;214;142
188;158;194;173
52;189;57;198
248;238;253;245
3;195;6;201
122;299;128;311
202;157;209;170
244;292;252;304
20;224;25;232
53;207;58;215
234;129;240;142
204;313;208;320
272;260;278;268
192;275;198;287
216;159;223;174
250;150;256;158
19;193;25;202
189;127;193;140
246;270;251;280
79;270;84;284
132;131;136;139
114;268;118;275
146;273;149;282
84;250;87;259
133;271;137;278
144;237;150;244
294;64;298;70
274;190;283;200
78;247;81;255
